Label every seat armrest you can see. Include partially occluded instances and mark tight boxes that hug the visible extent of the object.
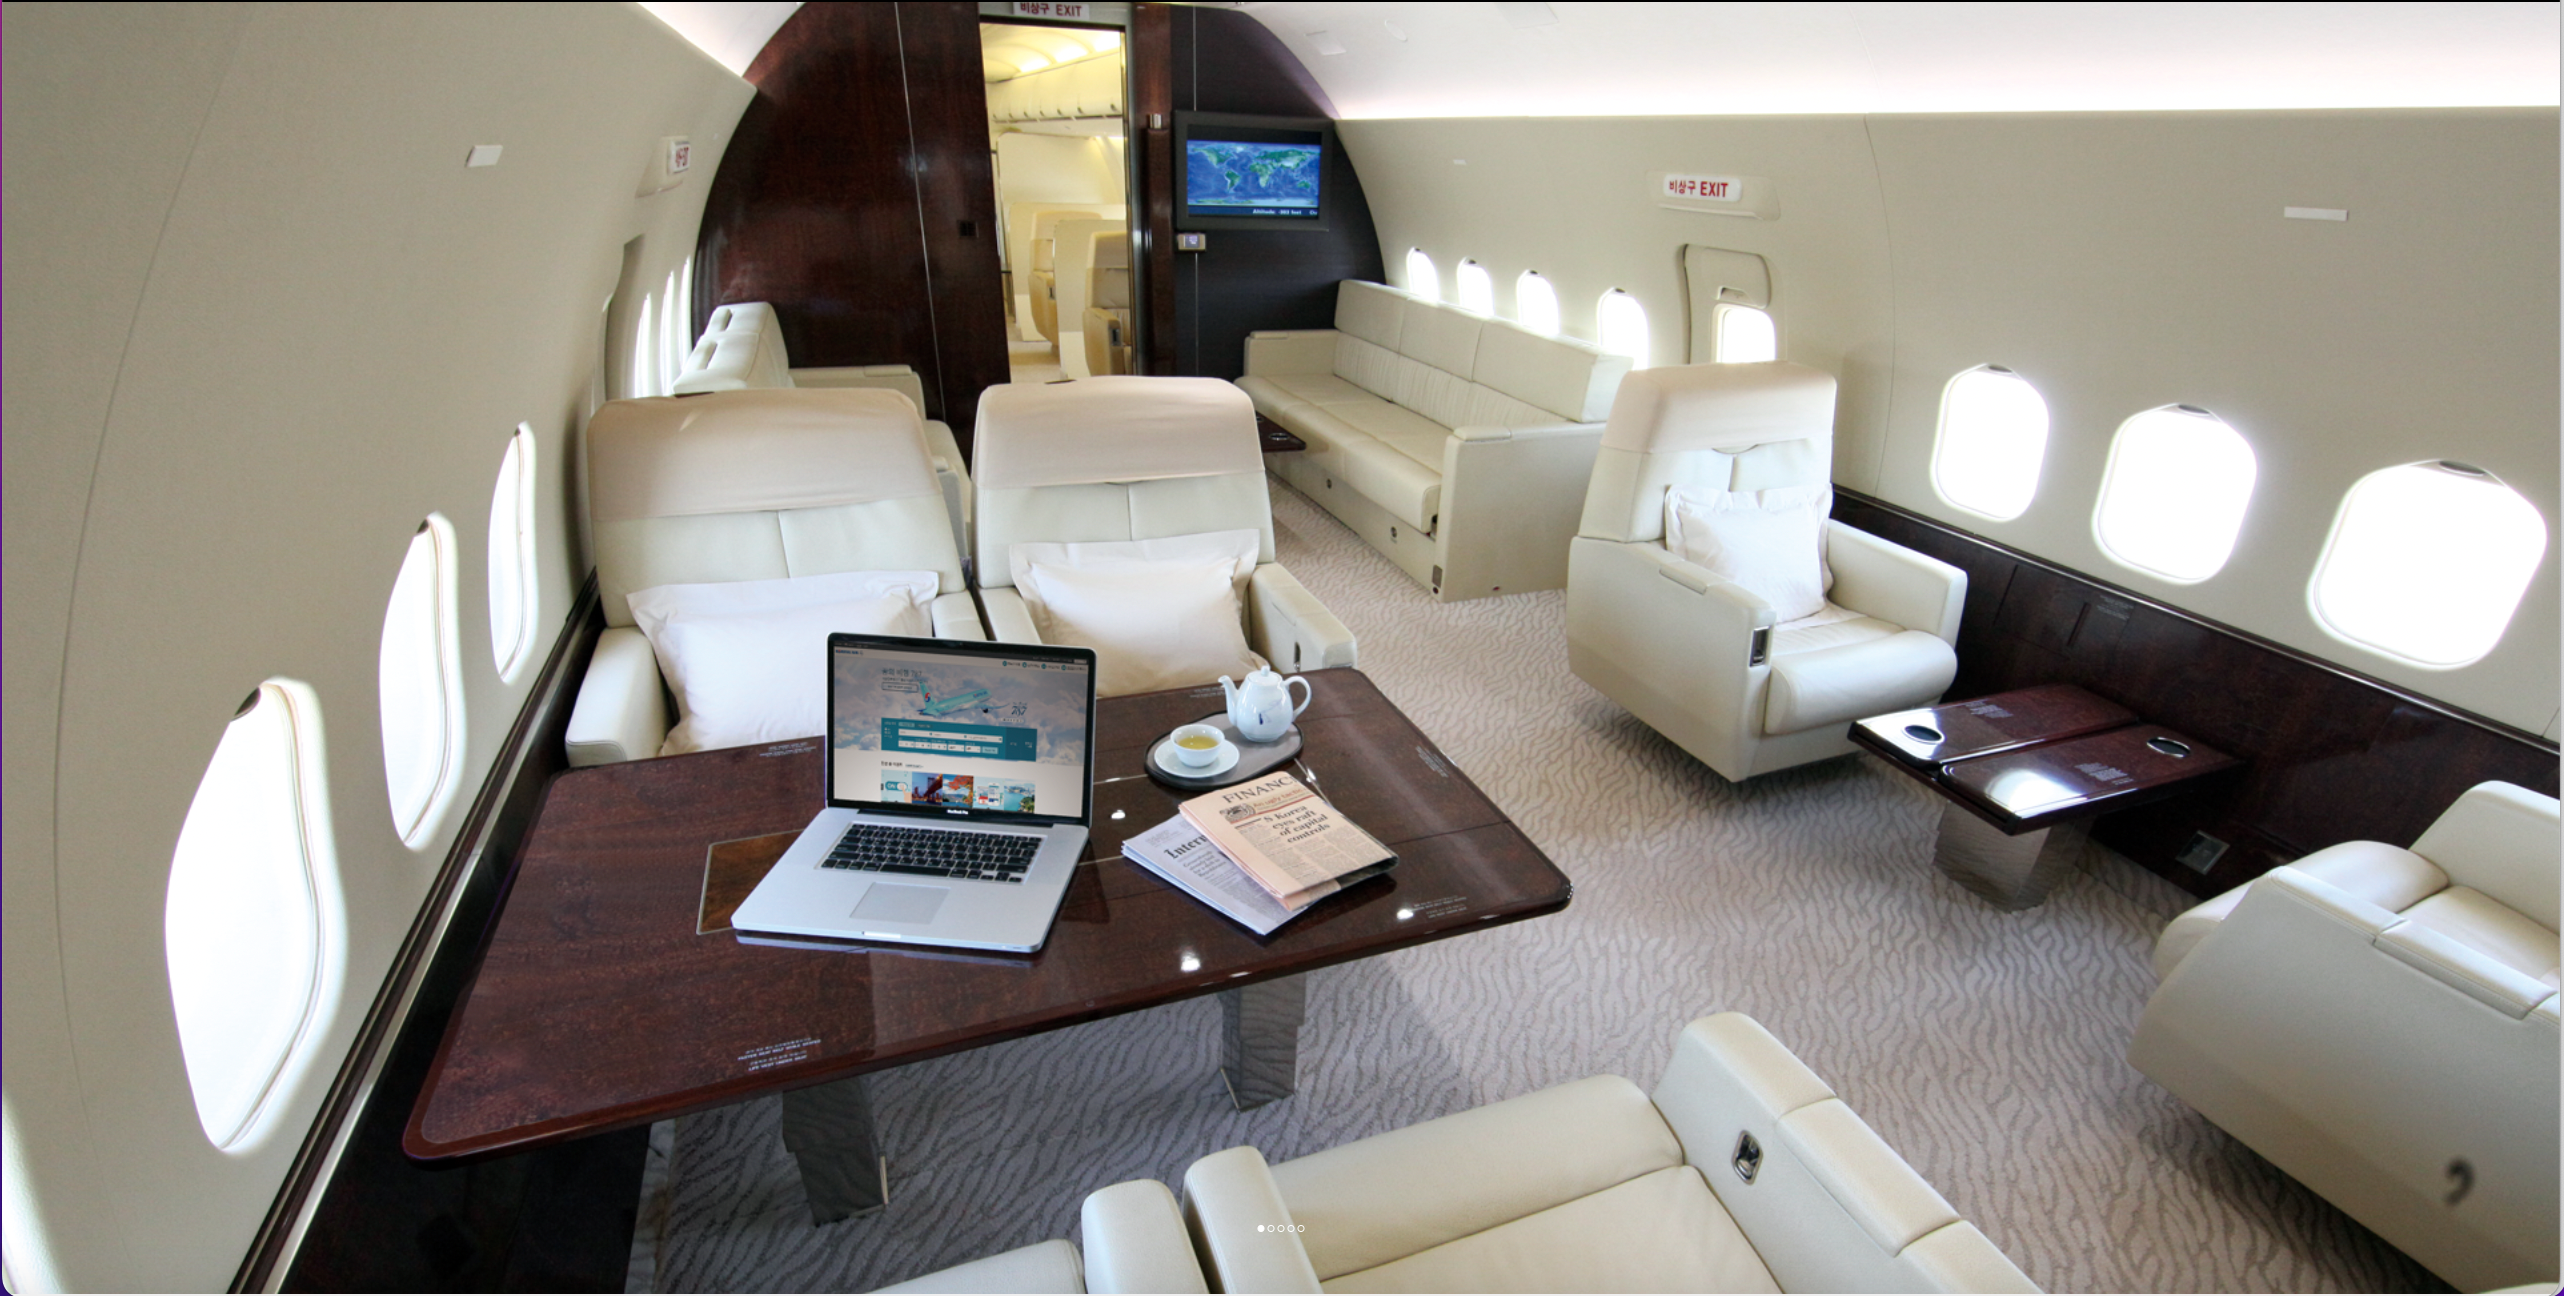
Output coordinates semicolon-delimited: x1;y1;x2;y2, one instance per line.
980;586;1043;644
1247;563;1357;672
1825;522;1966;642
1080;1179;1208;1294
930;591;988;640
564;626;668;766
1181;1147;1322;1294
1244;330;1339;377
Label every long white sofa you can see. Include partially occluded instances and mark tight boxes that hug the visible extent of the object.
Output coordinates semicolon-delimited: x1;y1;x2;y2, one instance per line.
672;300;974;567
1237;280;1631;601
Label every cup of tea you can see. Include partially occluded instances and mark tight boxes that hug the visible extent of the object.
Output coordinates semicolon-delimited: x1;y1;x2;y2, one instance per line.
1170;723;1226;768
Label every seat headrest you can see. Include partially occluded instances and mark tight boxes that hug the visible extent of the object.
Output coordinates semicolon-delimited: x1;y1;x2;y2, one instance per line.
701;300;776;341
587;388;938;523
975;377;1260;490
1090;270;1133;311
1599;362;1836;454
1090;232;1129;269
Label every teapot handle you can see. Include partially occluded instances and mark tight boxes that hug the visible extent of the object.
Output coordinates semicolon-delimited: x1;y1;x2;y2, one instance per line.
1285;674;1313;720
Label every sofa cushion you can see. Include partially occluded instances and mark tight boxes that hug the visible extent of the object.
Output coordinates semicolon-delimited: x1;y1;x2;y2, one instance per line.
1474;318;1629;423
1398;298;1484;377
1336;334;1403;401
1764;630;1958;735
1262;371;1379;409
1335;400;1455;474
1317;1166;1778;1295
1335;279;1408;349
1773;605;1900;656
1327;434;1442;531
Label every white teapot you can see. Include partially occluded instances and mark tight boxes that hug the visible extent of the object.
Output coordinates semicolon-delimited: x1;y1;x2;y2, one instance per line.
1220;667;1312;744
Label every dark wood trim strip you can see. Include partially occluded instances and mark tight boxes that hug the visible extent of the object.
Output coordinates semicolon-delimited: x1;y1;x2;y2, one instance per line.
235;576;605;1291
1134;2;1176;375
1836;486;2556;752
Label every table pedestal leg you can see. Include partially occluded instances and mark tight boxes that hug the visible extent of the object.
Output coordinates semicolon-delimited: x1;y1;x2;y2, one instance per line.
1220;975;1306;1110
779;1074;888;1225
1932;806;2089;912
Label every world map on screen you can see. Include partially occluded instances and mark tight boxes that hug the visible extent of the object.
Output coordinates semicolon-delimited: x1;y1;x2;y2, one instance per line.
1187;140;1320;213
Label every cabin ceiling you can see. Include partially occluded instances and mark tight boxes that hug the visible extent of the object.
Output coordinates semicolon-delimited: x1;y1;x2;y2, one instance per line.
647;2;2559;114
1237;2;2560;117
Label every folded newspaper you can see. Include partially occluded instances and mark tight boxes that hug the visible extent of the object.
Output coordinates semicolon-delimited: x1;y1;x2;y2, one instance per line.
1180;771;1397;906
1120;817;1315;936
1120;772;1398;935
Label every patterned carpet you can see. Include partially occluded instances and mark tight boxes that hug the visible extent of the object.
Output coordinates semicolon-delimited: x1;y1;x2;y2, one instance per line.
636;478;2443;1294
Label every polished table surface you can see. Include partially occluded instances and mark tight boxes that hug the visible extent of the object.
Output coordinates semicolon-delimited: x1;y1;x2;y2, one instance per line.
404;667;1569;1163
1850;684;2237;833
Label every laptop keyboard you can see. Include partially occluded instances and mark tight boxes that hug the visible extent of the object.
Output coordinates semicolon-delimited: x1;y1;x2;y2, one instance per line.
821;824;1043;883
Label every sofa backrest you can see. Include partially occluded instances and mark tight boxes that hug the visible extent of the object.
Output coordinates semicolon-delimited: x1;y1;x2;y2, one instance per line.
584;388;964;626
972;376;1274;586
1579;362;1837;546
1328;280;1630;430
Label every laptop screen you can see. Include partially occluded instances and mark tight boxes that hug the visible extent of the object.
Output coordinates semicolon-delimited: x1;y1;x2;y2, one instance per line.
826;636;1095;825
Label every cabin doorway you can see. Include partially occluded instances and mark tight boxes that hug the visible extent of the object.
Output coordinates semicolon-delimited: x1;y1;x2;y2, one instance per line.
980;11;1135;381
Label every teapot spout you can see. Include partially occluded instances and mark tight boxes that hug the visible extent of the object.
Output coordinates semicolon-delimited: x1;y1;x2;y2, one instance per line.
1218;674;1239;703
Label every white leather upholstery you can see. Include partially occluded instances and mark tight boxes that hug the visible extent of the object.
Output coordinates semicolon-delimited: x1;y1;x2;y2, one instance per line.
567;389;983;765
1181;1014;2036;1294
972;377;1355;678
1082;231;1133;376
1564;364;1963;782
1240;280;1633;601
1081;1179;1209;1294
2131;781;2561;1291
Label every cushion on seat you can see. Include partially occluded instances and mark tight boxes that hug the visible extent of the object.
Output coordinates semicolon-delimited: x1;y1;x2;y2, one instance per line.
1664;484;1835;622
1773;606;1900;656
1319;1165;1779;1295
2400;887;2562;988
1269;1074;1684;1281
1010;530;1264;697
629;569;939;755
1763;630;1958;735
1266;371;1385;409
1333;400;1456;473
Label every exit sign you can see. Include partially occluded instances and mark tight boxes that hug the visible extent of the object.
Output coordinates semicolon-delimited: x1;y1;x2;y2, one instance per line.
1660;173;1741;203
1010;1;1092;18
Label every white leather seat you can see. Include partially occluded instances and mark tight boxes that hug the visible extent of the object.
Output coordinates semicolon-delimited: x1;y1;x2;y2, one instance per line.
562;388;985;766
1026;210;1100;345
1082;231;1133;377
2129;781;2561;1292
972;376;1356;682
1180;1013;2038;1294
1564;363;1965;782
875;1179;1209;1294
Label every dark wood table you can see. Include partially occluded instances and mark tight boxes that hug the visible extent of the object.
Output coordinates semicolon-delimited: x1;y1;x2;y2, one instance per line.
403;668;1568;1218
1852;685;2237;909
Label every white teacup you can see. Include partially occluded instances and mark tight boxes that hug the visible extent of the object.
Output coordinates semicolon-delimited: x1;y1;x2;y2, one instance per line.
1169;723;1226;768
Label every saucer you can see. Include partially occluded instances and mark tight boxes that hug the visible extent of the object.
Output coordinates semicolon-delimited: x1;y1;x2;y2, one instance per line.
1153;738;1239;778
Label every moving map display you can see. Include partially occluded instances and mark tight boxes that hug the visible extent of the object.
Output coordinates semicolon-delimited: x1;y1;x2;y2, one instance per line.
1185;138;1322;220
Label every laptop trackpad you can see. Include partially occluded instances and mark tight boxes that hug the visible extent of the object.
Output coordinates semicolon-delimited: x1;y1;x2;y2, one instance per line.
852;884;949;925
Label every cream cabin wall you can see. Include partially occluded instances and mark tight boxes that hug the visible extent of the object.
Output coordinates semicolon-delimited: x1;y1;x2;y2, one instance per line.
1;4;751;1290
1340;109;2559;734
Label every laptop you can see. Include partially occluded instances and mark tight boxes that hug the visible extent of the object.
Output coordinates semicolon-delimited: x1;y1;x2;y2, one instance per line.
730;633;1097;953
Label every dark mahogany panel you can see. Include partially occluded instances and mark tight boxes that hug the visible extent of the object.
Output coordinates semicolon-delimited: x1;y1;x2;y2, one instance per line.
1835;489;2560;899
695;2;1007;446
1134;3;1177;375
1157;6;1386;379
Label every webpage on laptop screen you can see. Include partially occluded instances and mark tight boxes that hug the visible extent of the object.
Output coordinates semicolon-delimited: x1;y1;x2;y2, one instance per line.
831;644;1090;820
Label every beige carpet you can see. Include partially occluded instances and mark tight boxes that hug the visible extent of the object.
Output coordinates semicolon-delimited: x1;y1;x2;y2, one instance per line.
637;477;2444;1294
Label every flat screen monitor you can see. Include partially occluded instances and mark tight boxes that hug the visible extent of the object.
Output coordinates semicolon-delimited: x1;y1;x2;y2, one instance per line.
1174;112;1335;231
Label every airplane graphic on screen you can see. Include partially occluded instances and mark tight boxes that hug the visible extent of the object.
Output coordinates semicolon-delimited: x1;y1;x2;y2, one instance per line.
917;688;991;716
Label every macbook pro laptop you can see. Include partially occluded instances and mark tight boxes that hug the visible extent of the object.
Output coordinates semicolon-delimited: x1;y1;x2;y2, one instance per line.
731;633;1097;953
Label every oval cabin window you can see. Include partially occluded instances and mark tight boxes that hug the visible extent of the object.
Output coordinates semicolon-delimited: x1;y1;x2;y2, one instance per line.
1455;259;1494;315
2092;405;2257;583
1598;289;1650;369
381;515;465;847
1515;271;1560;337
1404;247;1440;302
2309;461;2548;668
487;425;539;681
1711;302;1776;363
165;681;343;1151
1932;366;2050;521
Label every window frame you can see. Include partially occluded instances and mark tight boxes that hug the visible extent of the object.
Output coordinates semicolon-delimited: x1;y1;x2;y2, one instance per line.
380;513;465;848
2090;404;2259;585
2307;459;2550;669
1515;270;1560;337
1929;365;2051;523
1403;247;1440;302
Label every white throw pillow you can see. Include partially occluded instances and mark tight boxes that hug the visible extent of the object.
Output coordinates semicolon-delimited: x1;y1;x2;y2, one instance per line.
1664;483;1833;622
628;569;939;755
1008;530;1264;697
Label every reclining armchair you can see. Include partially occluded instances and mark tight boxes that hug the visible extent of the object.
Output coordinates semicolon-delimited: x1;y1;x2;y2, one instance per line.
973;376;1355;691
1181;1013;2038;1292
2129;780;2560;1291
1566;363;1965;781
563;388;983;765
